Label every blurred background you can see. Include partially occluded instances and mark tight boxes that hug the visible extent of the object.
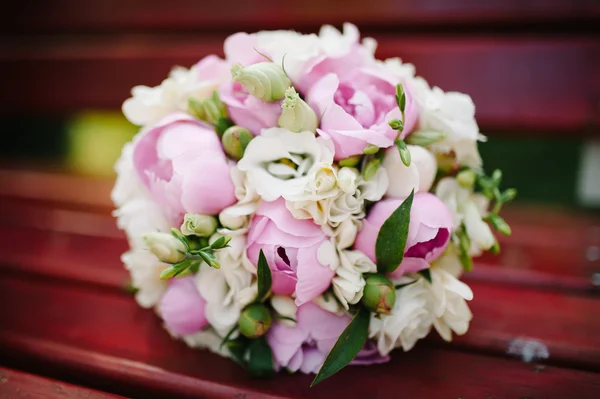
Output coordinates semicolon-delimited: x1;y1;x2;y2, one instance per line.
0;1;599;286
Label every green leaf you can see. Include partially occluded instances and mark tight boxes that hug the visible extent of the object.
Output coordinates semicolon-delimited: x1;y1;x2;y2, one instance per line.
199;250;220;269
395;139;411;167
394;279;417;290
311;307;371;387
220;324;239;350
375;190;414;273
160;266;178;280
210;235;232;249
171;228;190;251
419;269;432;283
215;117;234;136
256;249;272;302
247;336;275;378
456;228;473;272
226;338;249;366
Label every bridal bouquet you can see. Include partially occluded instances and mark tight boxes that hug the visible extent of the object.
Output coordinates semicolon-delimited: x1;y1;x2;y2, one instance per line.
113;24;514;385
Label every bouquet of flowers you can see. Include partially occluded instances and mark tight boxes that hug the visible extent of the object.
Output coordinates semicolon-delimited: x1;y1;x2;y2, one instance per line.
113;23;515;385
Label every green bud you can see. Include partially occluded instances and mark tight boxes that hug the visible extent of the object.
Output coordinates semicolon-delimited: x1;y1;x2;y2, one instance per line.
487;214;512;236
490;239;501;255
388;118;404;131
361;274;396;315
501;188;517;203
362;144;380;155
222;126;253;160
491;169;503;186
395;83;406;113
338;155;362;167
188;92;228;126
278;87;318;133
232;62;291;102
238;304;273;338
142;232;186;264
210;235;232;249
405;130;447;146
198;250;220;269
363;158;381;181
395;139;411;167
457;169;477;189
181;214;218;237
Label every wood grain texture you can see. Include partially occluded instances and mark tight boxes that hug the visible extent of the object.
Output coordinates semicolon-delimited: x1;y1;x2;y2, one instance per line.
2;36;599;135
1;276;599;399
0;367;127;399
4;0;600;34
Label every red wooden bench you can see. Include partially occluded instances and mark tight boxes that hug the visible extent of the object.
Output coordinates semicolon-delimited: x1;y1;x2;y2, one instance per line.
1;1;600;397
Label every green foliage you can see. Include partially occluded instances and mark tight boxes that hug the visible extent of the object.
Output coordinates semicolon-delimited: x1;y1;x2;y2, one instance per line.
375;190;414;273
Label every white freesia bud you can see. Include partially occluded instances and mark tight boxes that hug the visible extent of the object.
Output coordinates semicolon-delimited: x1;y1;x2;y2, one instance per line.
278;87;318;133
337;167;359;194
332;250;377;310
382;144;437;198
271;295;298;327
142;232;186;264
231;62;291;102
180;214;218;237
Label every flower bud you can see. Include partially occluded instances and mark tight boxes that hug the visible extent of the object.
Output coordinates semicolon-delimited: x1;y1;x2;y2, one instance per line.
188;92;228;126
361;274;396;315
388;118;404;131
142;232;187;264
338;155;362;167
362;144;379;155
278;87;318;133
222;126;253;160
238;303;273;338
181;213;218;237
232;62;291;102
363;158;381;181
457;169;477;189
405;130;447;147
337;167;359;194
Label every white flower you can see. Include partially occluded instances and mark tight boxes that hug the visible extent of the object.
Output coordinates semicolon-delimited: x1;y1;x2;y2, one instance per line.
312;292;345;316
412;79;485;168
370;277;432;355
237;128;335;202
271;295;298;327
356;166;389;202
429;266;474;342
111;142;146;207
436;177;495;256
182;329;230;358
195;234;253;337
121;250;168;309
142;232;186;264
218;167;261;231
278;87;319;133
322;219;361;250
122;65;222;126
332;250;377;310
381;58;416;81
382;145;437;198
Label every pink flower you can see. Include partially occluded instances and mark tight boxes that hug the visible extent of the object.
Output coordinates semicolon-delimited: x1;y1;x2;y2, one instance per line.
159;277;208;336
354;193;453;277
246;199;335;306
267;302;350;373
132;112;236;223
219;82;281;135
309;66;419;160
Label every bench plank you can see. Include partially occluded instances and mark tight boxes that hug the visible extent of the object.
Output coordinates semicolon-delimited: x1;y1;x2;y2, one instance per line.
1;276;599;399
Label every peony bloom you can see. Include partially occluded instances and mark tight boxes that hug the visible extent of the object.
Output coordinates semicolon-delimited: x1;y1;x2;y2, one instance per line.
237;128;335;202
354;193;453;277
132;113;236;223
382;145;437;199
123;55;229;126
246;199;336;306
266;302;350;373
159;276;209;336
436;177;495;256
309;67;419;160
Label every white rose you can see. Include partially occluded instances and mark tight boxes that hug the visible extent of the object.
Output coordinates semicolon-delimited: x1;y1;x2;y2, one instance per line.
332;250;377;310
413;79;485;168
436;177;495;255
195;235;253;337
122;65;222;126
218;167;261;231
382;145;437;198
237;128;335;202
121;250;168;309
369;277;432;355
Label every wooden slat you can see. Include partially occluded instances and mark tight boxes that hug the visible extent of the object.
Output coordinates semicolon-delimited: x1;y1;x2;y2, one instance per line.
1;277;599;399
0;367;126;399
1;36;598;135
4;0;600;34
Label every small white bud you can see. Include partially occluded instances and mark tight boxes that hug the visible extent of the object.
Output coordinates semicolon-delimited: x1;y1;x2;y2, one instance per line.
142;232;187;264
277;87;318;133
337;167;359;194
180;213;218;237
232;62;291;102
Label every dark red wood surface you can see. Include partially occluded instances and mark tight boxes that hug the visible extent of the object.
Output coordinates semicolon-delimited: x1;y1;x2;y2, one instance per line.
1;276;599;399
0;367;127;399
3;36;599;136
4;0;600;33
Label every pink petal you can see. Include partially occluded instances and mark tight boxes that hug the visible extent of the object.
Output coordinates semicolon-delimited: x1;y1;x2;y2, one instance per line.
299;347;326;374
223;33;262;66
181;158;236;215
294;243;336;306
159;277;208;336
256;199;323;239
266;321;308;368
388;257;430;279
194;55;230;82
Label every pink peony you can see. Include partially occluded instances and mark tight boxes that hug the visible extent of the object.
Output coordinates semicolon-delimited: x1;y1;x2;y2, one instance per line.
354;193;453;277
309;66;419;160
132;112;236;223
219;82;281;135
246;199;335;306
159;277;208;336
